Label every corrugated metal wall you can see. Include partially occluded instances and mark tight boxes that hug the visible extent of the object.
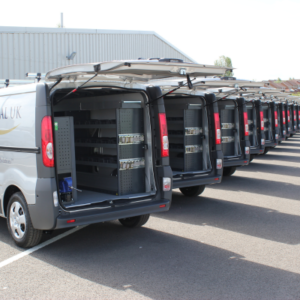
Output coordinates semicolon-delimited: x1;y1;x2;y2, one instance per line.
0;27;194;79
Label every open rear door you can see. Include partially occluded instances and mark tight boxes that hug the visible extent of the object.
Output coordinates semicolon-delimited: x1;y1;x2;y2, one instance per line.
45;60;229;83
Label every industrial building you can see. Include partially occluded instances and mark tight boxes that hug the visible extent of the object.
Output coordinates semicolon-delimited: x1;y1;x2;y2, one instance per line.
0;26;195;80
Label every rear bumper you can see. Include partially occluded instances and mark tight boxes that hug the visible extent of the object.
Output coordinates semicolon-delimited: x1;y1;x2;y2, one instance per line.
265;140;277;148
250;146;264;155
172;173;221;189
224;157;249;167
55;199;170;229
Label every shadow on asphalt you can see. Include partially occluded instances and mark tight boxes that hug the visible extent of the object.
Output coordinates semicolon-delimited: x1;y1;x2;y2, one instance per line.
0;135;299;299
255;153;300;163
27;222;300;300
268;147;300;154
210;175;299;201
0;217;71;252
243;162;300;177
155;190;300;245
275;143;300;147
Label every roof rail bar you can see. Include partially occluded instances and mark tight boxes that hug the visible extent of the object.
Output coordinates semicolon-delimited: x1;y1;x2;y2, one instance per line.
26;73;46;82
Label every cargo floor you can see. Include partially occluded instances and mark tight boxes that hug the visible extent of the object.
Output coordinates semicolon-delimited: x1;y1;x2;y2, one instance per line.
63;190;155;209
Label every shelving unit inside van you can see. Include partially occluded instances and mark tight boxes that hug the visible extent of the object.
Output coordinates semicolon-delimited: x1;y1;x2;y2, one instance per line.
165;98;210;173
74;106;146;196
53;92;154;209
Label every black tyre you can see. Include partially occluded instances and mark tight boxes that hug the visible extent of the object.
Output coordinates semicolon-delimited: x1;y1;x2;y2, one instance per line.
179;185;206;197
223;166;237;176
250;155;255;162
7;192;43;248
119;214;150;228
264;147;269;154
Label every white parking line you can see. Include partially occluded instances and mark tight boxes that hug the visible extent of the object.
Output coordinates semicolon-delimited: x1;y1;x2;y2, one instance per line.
0;225;87;269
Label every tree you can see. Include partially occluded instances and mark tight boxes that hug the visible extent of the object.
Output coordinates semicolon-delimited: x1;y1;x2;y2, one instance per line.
214;55;234;77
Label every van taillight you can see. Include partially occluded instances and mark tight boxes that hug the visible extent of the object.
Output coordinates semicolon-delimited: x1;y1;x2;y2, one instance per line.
298;111;300;121
41;116;54;167
243;112;249;136
260;111;264;130
294;110;296;121
158;113;169;157
274;111;278;127
287;110;290;122
214;113;221;144
282;111;286;124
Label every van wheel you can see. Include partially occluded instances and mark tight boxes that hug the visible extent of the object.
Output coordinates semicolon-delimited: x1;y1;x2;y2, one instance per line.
264;147;269;154
179;185;206;197
223;166;236;176
7;192;42;248
250;155;255;162
119;214;150;228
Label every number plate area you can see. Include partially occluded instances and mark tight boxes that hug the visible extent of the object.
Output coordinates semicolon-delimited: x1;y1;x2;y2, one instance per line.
221;123;235;129
118;133;144;145
185;127;202;135
185;145;202;153
222;136;235;143
119;158;145;170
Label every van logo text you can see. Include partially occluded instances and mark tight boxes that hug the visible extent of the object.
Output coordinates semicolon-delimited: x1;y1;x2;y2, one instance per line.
0;107;22;119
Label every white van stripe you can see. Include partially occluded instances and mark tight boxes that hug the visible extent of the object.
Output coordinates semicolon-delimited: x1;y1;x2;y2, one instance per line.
0;225;87;269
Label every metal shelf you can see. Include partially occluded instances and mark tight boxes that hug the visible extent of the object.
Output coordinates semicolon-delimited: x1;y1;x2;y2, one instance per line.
169;148;184;153
75;124;116;129
168;135;184;138
167;120;184;124
75;143;117;149
76;160;117;168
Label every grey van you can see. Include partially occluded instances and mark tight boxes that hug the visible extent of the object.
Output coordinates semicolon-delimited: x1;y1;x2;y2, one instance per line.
148;80;224;197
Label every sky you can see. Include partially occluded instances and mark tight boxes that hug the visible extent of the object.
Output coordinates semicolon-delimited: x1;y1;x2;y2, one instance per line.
1;0;299;81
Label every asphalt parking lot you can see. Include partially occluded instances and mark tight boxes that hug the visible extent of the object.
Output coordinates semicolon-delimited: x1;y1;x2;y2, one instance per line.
0;135;300;300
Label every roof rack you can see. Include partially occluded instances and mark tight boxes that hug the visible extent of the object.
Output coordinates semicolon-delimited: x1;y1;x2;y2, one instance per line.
0;79;36;88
